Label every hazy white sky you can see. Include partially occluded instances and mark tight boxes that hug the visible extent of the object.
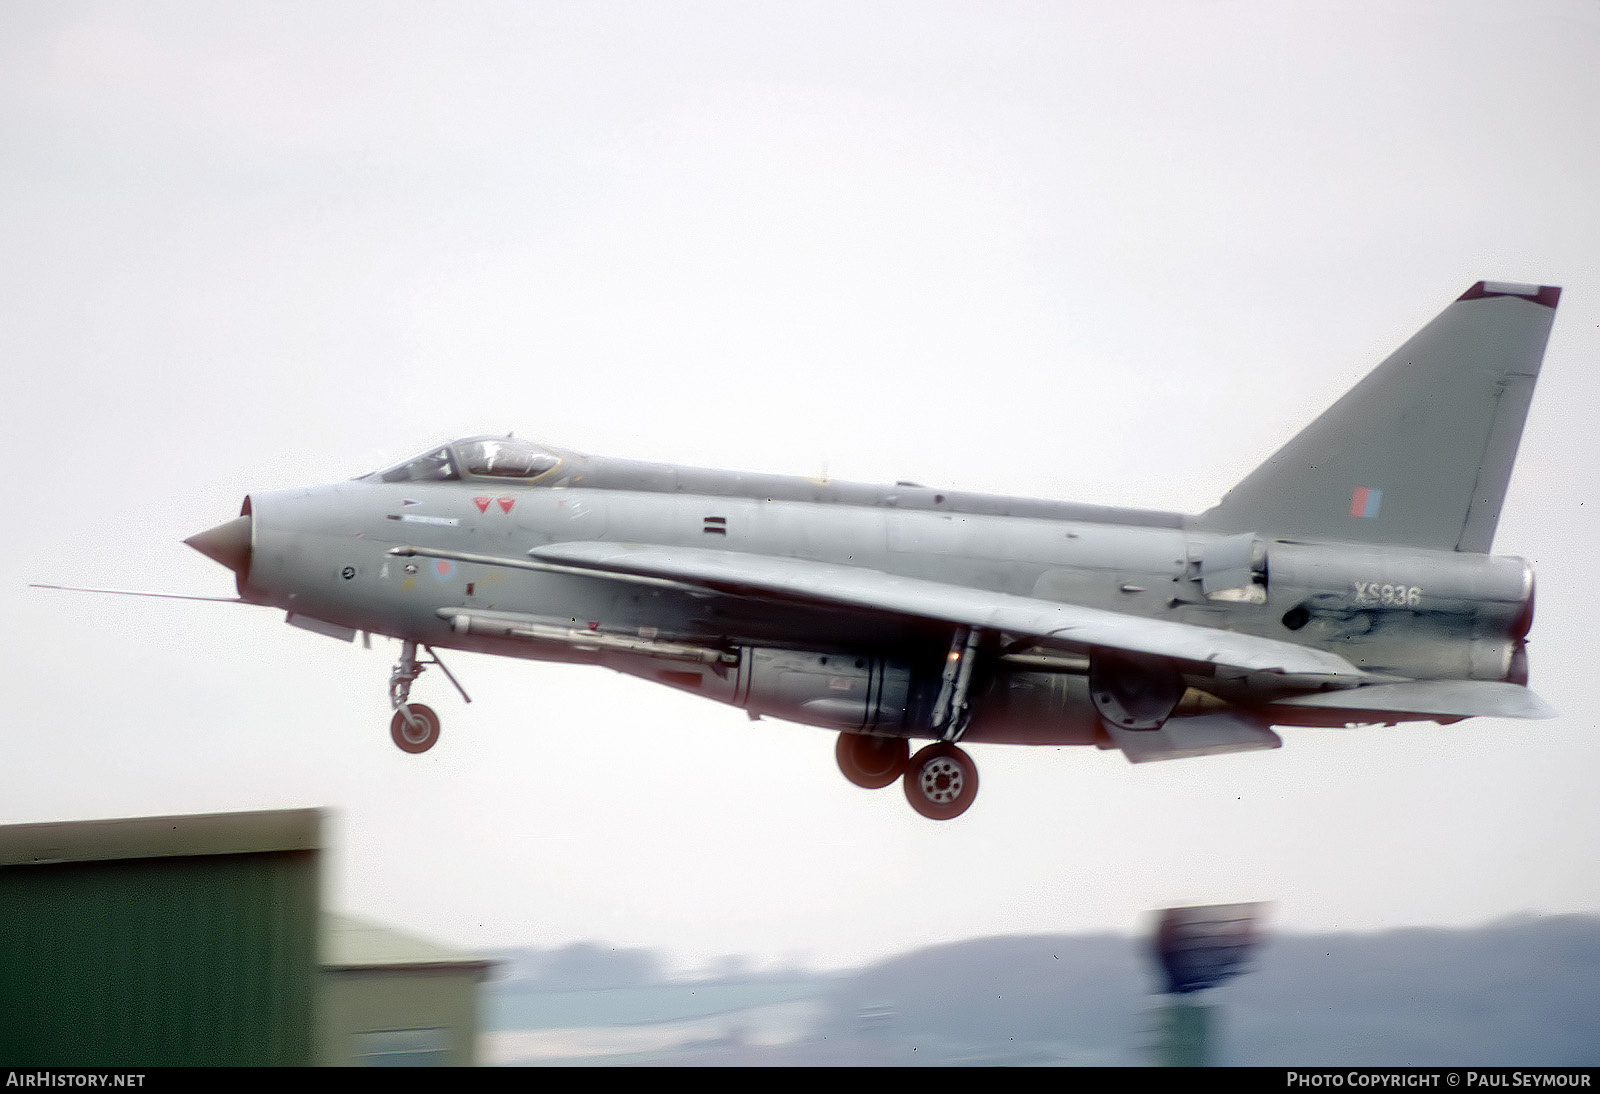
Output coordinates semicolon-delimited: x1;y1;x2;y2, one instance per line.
5;0;1599;972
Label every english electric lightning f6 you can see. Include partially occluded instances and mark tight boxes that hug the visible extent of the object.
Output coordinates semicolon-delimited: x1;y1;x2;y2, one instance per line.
138;283;1567;818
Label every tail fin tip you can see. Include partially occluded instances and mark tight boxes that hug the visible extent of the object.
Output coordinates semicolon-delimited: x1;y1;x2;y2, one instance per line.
1197;281;1561;553
1458;281;1561;307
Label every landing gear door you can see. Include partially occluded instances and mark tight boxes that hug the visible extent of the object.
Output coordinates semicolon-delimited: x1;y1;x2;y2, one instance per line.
1198;533;1266;604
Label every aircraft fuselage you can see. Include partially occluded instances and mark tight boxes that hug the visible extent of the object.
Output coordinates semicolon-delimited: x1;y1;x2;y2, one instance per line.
235;459;1534;743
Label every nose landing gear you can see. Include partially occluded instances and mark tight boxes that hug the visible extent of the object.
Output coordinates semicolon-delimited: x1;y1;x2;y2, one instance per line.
388;641;470;754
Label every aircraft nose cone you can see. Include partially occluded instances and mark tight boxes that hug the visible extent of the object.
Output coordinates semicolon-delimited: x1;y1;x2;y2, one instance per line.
185;514;252;577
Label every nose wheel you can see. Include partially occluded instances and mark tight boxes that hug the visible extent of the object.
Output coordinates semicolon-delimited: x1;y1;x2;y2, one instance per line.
387;641;470;754
391;704;441;753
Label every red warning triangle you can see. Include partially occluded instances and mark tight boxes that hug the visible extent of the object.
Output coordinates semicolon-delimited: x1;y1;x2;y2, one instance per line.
497;496;515;514
472;496;491;514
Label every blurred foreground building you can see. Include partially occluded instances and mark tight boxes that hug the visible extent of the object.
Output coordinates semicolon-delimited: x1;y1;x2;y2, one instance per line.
321;912;493;1065
0;808;490;1066
0;808;321;1066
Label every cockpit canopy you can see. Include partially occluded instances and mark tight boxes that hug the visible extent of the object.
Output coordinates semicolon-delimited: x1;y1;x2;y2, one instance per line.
367;436;561;484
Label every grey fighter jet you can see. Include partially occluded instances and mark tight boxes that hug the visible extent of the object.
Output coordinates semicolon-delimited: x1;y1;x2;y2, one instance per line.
176;281;1558;819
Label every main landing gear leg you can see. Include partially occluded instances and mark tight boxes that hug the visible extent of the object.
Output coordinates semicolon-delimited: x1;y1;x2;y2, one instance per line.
387;641;470;754
929;626;980;742
901;627;983;819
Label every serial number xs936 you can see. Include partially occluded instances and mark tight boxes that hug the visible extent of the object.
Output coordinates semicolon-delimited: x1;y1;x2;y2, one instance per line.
1352;582;1422;607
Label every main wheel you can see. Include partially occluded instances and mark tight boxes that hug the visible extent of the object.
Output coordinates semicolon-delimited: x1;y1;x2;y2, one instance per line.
390;703;441;754
835;732;910;789
903;742;978;820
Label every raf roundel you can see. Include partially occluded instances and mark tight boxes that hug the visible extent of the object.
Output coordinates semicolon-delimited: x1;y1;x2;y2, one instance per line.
1349;486;1383;519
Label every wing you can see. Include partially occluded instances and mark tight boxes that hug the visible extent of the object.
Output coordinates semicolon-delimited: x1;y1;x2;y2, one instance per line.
392;541;1556;726
516;541;1366;680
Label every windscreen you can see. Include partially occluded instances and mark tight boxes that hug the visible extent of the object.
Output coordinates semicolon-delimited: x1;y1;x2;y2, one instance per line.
372;446;458;483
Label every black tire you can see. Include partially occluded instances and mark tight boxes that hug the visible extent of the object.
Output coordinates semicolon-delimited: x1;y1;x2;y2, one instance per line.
390;703;441;754
835;732;910;790
903;742;978;820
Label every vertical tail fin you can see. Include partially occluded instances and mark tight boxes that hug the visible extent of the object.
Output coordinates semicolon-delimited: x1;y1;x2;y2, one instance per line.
1196;282;1560;553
